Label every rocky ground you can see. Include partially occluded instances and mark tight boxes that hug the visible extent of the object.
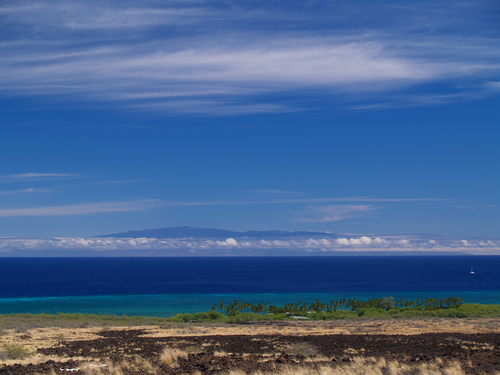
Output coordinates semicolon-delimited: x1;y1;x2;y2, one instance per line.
1;319;500;374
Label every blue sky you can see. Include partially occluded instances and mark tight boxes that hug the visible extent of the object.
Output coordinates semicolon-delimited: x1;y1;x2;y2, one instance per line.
1;0;499;239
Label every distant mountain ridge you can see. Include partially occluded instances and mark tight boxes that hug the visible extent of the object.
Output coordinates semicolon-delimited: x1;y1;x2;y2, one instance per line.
95;226;338;239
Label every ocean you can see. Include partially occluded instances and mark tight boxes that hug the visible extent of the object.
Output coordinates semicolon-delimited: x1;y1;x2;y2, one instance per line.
0;256;499;317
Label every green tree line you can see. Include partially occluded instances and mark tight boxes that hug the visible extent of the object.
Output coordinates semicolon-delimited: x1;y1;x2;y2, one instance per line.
213;296;464;316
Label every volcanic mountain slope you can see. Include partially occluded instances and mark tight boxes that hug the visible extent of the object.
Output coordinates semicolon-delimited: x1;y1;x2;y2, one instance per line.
95;226;338;239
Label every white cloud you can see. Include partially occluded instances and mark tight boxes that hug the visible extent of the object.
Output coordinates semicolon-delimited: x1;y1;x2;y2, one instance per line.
336;238;349;245
245;189;301;195
1;1;499;114
1;234;499;255
216;238;238;247
2;173;79;179
305;238;332;247
348;238;363;245
0;188;49;195
297;205;375;222
429;239;436;244
0;3;218;31
169;197;443;207
360;236;372;245
0;194;446;220
335;237;372;246
0;41;441;101
0;199;162;217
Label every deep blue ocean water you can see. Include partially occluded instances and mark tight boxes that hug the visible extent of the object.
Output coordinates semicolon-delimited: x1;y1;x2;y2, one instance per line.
1;256;499;317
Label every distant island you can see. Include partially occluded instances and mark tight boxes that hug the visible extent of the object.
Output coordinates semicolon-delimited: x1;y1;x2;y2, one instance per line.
94;226;339;239
0;226;496;256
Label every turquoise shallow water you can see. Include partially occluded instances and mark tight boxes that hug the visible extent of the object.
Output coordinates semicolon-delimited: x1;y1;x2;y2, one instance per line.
2;256;500;316
1;291;499;317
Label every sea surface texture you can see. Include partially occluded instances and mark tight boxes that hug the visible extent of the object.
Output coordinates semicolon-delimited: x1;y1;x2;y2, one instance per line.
0;256;499;317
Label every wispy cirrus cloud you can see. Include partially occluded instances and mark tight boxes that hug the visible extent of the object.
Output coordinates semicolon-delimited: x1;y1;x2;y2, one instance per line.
165;196;444;206
0;0;499;114
296;205;376;223
244;189;302;196
452;204;497;210
0;199;162;217
0;188;50;195
2;173;79;179
0;195;441;218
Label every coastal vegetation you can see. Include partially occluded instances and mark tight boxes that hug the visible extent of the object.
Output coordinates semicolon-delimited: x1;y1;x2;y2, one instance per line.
214;296;465;315
170;297;500;323
1;297;500;328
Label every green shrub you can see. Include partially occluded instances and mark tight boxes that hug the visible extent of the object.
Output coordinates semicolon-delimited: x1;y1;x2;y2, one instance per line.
185;345;204;354
286;342;318;357
323;310;358;320
457;303;500;317
356;308;390;319
1;343;31;359
226;313;268;322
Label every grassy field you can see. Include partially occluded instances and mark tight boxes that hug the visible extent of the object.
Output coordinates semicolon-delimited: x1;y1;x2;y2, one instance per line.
1;312;500;374
1;317;500;374
76;355;468;375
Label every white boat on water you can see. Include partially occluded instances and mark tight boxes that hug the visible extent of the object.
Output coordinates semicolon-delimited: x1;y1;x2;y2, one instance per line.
470;267;475;274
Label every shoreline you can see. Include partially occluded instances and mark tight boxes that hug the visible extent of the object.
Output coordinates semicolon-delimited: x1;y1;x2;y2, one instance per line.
2;291;500;317
1;302;500;330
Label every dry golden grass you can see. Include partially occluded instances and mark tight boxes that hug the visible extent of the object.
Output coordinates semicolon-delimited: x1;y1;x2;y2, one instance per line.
159;347;188;367
72;356;160;374
225;357;478;375
0;339;90;367
141;317;500;338
1;316;497;352
56;356;491;375
1;318;500;373
0;326;142;366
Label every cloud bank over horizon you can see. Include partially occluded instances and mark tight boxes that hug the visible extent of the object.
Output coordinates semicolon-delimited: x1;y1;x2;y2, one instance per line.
1;234;499;256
